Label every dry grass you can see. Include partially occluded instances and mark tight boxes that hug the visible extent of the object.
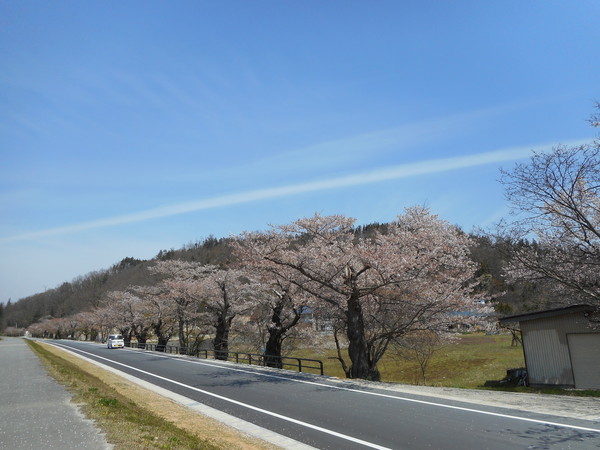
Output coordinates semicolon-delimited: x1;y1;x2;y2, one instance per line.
294;332;525;387
379;333;526;387
27;340;279;450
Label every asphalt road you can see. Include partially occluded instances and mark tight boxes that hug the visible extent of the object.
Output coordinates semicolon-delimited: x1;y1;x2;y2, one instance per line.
50;340;600;449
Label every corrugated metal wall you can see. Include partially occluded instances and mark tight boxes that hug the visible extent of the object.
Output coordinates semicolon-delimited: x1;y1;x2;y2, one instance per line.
567;333;600;389
521;312;590;387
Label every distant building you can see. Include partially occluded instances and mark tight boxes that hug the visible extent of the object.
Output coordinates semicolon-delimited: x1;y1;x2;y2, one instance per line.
500;305;600;389
299;307;335;333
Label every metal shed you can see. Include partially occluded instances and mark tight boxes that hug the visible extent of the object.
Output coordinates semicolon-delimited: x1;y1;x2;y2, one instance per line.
500;305;600;389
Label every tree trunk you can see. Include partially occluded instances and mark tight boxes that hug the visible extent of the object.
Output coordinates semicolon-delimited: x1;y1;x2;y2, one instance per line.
346;294;380;381
263;300;302;369
119;327;132;346
213;315;231;360
264;330;283;368
213;283;233;361
134;328;148;346
153;319;170;352
156;335;169;352
178;317;187;352
90;329;98;342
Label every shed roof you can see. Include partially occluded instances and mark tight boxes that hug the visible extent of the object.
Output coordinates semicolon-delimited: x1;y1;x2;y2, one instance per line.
499;304;595;324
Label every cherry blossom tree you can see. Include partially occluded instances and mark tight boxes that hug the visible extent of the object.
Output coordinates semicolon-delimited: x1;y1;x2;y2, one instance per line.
99;290;153;345
233;242;314;367
41;317;68;339
148;261;215;353
237;207;480;381
147;261;257;359
261;284;309;368
28;319;56;338
73;311;99;341
128;284;177;351
198;268;258;360
105;300;135;344
89;304;117;342
499;110;600;311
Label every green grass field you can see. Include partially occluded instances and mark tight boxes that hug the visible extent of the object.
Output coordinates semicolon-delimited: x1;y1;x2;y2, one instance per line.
295;332;525;388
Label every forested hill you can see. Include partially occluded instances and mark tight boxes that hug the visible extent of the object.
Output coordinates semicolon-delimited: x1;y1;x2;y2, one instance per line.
1;236;234;331
0;228;550;332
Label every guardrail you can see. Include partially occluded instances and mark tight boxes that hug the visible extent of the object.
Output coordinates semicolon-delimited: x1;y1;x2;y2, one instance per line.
125;342;324;376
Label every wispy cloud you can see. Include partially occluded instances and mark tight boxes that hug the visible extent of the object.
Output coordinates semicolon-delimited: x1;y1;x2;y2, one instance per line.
233;102;528;177
0;140;587;244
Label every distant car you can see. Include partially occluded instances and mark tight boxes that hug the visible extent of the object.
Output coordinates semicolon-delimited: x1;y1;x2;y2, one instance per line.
107;334;124;349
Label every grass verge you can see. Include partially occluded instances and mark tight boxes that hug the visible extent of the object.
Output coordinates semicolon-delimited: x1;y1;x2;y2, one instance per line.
293;333;525;387
295;332;600;397
26;340;278;449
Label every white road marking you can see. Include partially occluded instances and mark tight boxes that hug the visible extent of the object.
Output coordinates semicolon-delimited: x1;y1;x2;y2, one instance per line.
125;348;600;435
48;343;314;450
52;343;391;450
56;342;600;437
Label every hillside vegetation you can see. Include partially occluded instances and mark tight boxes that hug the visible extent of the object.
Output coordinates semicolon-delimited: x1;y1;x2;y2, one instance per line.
1;227;556;334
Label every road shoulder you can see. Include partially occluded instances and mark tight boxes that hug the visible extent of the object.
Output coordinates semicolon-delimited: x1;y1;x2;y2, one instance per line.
40;341;312;450
0;337;112;450
331;377;600;422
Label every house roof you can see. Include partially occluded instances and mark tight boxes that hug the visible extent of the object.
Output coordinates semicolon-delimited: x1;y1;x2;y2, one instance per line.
499;304;595;324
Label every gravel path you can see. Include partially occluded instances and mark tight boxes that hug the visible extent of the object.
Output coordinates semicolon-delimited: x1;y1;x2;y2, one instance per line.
0;337;112;450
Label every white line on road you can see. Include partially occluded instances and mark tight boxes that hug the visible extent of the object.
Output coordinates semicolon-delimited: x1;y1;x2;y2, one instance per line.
131;349;600;435
52;343;392;450
55;342;600;437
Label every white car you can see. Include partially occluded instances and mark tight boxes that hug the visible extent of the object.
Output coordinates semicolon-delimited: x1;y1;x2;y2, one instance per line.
107;334;125;349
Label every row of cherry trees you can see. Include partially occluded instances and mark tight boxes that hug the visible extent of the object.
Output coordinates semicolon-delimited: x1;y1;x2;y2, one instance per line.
29;207;488;381
235;206;485;380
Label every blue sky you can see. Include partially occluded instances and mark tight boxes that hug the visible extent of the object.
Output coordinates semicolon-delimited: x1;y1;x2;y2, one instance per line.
1;1;599;303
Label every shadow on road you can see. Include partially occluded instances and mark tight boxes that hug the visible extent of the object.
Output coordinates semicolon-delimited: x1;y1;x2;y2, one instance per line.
491;424;600;448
